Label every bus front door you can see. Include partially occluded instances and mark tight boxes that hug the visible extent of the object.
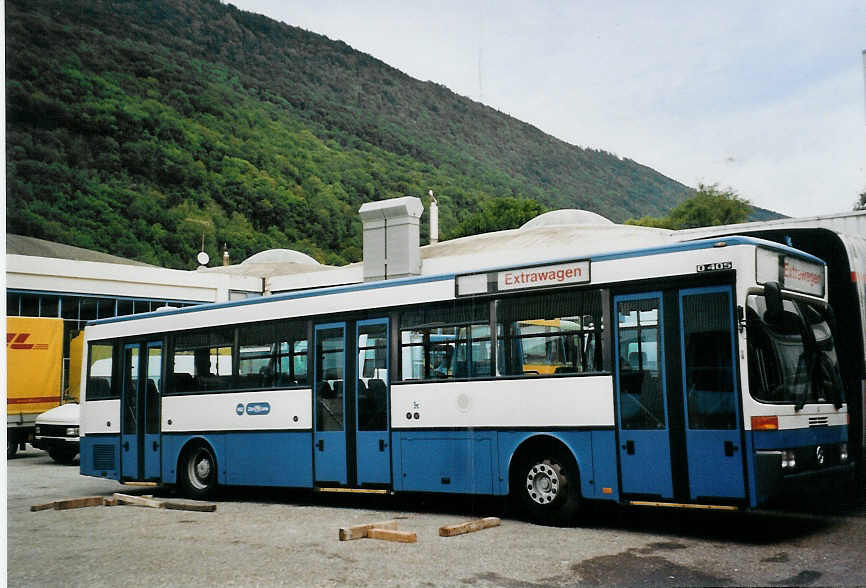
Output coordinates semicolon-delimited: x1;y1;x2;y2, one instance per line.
121;340;162;481
614;293;675;499
355;319;391;486
313;323;348;485
678;286;745;500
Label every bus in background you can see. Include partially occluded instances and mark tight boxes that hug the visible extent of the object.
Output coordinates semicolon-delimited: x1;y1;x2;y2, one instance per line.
679;210;866;498
78;236;850;523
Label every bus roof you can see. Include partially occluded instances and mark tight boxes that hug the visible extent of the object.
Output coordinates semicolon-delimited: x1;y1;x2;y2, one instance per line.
87;235;824;327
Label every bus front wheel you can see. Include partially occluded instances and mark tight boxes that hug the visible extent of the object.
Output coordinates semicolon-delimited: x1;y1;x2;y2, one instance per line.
516;449;580;525
179;443;218;500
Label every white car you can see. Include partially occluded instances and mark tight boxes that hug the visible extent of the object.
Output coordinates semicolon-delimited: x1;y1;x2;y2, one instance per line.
34;403;80;464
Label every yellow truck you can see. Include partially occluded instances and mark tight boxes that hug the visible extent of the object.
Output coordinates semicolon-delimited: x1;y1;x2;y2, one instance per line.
7;317;65;458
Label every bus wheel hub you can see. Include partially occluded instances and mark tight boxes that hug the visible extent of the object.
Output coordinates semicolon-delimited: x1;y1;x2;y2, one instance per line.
526;460;563;505
195;458;211;480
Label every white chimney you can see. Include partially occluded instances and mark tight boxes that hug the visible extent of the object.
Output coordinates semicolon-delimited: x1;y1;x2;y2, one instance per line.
428;190;439;245
358;196;424;281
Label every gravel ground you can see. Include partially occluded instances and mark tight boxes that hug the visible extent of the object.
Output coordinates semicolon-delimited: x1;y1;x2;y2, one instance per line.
7;446;866;587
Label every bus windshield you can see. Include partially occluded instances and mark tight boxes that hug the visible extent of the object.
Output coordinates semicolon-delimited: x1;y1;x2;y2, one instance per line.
746;295;844;408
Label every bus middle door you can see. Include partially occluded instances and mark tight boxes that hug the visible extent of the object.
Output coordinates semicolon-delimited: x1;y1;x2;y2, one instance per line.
313;323;348;485
121;340;162;481
355;319;391;486
678;286;745;501
614;292;675;499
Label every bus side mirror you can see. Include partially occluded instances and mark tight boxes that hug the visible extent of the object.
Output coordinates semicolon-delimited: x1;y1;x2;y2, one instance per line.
764;281;783;324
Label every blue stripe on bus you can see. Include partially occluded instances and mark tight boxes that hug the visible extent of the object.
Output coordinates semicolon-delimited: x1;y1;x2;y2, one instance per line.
390;429;619;501
160;431;313;487
87;236;825;327
80;434;121;479
751;425;847;449
84;428;621;502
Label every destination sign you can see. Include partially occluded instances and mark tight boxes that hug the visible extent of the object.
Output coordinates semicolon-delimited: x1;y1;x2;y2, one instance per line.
497;261;590;292
456;260;591;296
756;248;825;297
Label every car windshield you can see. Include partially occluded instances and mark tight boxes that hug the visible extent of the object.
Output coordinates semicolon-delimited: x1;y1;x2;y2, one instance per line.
746;295;844;407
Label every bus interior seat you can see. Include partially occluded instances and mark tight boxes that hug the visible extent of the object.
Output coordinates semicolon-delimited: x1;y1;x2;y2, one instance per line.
318;381;334;398
366;379;387;428
275;372;294;387
88;377;111;398
172;372;194;392
317;381;342;429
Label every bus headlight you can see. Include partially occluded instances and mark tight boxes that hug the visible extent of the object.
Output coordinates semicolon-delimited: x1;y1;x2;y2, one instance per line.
840;443;848;463
781;450;797;470
66;427;79;437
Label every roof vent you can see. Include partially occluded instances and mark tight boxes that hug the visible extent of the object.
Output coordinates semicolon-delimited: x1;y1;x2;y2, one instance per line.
359;197;424;281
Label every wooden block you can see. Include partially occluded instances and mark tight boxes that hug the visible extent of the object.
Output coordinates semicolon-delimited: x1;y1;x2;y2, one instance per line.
367;528;417;543
54;496;107;510
338;520;398;541
163;501;217;512
112;493;165;509
31;496;107;511
104;497;118;506
438;517;501;537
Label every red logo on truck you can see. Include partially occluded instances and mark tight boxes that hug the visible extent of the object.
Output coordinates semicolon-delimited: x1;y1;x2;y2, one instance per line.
6;333;49;350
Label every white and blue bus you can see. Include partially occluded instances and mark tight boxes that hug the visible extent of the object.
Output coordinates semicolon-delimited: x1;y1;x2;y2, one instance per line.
79;236;851;522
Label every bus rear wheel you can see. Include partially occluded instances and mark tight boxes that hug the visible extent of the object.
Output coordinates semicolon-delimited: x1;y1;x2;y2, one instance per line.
179;443;218;500
516;450;580;525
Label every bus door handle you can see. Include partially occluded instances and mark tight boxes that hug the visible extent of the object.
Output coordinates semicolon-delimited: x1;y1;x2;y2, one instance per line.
379;439;387;452
317;439;324;451
123;441;129;451
724;441;738;457
152;441;159;451
622;440;635;455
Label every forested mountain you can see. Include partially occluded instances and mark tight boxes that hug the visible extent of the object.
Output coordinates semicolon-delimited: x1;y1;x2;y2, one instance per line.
8;0;702;268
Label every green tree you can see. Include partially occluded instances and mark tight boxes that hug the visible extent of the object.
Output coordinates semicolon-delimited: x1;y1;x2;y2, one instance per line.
451;197;547;238
626;183;751;229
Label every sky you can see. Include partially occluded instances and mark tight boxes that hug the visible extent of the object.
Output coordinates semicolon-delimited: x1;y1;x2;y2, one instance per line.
229;1;866;218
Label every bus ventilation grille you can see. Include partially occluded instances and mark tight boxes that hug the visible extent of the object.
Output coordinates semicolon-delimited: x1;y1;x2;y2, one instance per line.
93;444;116;470
808;416;829;427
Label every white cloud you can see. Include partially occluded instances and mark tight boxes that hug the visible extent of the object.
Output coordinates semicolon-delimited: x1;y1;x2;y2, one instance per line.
231;0;866;216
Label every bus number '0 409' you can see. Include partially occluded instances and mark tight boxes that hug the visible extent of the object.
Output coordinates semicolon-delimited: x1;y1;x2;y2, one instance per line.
696;261;732;272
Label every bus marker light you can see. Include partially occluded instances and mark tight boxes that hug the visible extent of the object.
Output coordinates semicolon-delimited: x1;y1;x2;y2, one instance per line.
751;416;778;430
602;487;613;495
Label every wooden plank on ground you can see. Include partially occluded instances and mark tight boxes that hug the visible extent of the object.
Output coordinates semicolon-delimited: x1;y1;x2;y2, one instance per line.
112;493;164;509
438;517;501;537
31;496;106;511
163;501;217;512
366;528;417;543
338;520;398;541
